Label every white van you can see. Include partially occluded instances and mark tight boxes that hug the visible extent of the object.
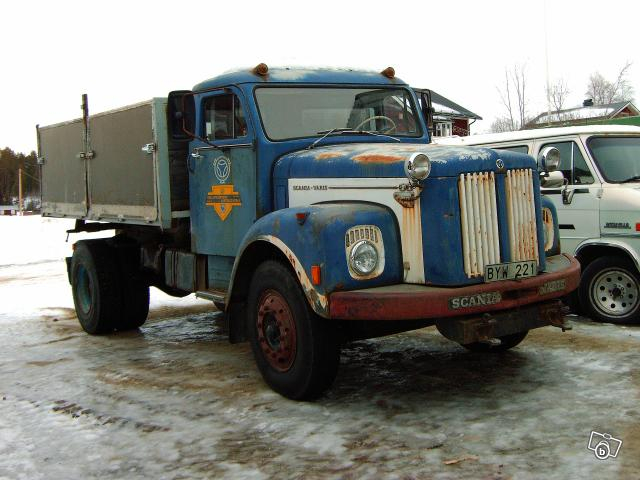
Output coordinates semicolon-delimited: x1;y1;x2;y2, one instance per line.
437;125;640;324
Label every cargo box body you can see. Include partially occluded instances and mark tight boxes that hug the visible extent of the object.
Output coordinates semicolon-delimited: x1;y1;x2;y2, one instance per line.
38;98;188;228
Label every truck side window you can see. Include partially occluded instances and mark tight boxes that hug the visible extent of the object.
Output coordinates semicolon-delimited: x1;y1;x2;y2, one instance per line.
541;141;594;185
204;94;248;141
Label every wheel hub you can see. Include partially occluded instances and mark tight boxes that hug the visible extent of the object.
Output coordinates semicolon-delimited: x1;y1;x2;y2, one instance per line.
591;269;639;317
256;289;297;372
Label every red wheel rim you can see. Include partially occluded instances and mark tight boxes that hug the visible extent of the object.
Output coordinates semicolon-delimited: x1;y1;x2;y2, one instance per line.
256;289;297;372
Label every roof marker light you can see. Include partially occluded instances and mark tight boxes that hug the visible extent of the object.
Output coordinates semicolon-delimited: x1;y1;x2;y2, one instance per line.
253;63;269;76
381;67;395;79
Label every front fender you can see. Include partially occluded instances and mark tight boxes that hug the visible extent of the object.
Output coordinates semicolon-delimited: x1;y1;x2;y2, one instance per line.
231;202;403;317
576;237;640;272
540;196;561;258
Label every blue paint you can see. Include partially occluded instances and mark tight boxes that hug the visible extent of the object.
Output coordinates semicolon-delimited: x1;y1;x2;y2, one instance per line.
188;69;430;218
233;203;403;297
178;66;559;298
274;144;535;181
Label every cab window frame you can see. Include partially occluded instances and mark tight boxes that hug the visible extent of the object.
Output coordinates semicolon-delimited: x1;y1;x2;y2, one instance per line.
202;90;249;142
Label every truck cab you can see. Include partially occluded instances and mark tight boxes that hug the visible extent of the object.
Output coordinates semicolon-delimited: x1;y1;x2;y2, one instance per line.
39;66;580;399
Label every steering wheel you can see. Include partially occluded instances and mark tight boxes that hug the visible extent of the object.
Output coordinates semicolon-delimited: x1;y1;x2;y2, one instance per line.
353;115;397;134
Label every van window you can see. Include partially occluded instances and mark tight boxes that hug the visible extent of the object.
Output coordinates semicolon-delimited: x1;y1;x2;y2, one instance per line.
588;136;640;183
540;141;594;185
204;94;248;141
496;145;529;154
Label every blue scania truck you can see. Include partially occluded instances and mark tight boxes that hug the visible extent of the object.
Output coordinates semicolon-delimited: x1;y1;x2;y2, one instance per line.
38;65;580;399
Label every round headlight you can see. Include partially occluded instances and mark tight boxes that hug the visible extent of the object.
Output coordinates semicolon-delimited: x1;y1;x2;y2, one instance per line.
405;153;431;181
349;240;379;275
538;146;560;172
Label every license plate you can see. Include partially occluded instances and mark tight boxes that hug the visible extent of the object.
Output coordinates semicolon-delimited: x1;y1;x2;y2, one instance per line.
484;260;536;282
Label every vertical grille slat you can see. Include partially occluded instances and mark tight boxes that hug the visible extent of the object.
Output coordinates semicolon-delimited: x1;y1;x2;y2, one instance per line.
506;169;539;263
458;172;500;278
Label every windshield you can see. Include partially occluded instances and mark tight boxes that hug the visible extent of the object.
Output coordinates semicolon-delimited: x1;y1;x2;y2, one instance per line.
254;87;422;141
588;136;640;182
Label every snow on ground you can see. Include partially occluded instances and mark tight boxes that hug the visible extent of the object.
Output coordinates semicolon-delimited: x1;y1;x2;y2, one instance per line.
0;215;210;322
1;216;639;479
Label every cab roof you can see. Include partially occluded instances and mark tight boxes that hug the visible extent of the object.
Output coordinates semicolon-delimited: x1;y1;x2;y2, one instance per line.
193;66;407;92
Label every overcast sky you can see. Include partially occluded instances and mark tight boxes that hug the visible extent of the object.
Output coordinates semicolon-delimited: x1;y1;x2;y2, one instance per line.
2;0;640;153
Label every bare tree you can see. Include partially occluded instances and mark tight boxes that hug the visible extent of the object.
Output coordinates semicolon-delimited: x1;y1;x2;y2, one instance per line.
585;62;634;104
494;64;529;132
490;116;515;133
546;79;570;114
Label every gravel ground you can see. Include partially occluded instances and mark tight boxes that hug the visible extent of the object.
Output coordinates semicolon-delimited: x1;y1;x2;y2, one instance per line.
1;257;639;480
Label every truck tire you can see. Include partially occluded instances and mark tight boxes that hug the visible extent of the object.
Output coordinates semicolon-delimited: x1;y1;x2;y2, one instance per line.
461;331;528;352
579;256;640;324
114;245;149;331
117;279;149;331
71;241;122;334
247;260;340;400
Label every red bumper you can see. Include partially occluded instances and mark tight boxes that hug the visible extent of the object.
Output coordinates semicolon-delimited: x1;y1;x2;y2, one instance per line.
329;254;581;320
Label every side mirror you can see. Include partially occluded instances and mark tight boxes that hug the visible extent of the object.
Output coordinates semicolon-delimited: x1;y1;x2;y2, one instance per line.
537;146;560;172
540;170;565;188
167;90;195;141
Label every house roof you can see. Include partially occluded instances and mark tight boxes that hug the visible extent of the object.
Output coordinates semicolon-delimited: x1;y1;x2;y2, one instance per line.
527;101;639;127
413;88;483;120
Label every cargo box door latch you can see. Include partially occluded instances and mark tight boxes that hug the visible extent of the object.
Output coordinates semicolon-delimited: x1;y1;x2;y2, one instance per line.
141;143;156;154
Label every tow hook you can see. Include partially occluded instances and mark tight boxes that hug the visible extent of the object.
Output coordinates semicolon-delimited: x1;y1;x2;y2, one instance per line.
475;313;498;344
549;305;573;332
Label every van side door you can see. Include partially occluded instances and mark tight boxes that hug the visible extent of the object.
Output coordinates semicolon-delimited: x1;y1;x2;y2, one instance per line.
538;138;600;254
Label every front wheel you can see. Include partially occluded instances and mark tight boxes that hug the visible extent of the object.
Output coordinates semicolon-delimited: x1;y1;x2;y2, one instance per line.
579;256;640;324
461;331;528;352
247;261;340;400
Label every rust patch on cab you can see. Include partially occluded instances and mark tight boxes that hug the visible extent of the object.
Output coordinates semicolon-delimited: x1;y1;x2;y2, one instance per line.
316;152;344;160
353;154;403;164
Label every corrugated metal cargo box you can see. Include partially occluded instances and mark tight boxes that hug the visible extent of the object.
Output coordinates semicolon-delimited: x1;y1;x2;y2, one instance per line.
38;98;188;228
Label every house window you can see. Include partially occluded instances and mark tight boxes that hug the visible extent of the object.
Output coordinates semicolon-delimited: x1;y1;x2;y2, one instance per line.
435;122;452;137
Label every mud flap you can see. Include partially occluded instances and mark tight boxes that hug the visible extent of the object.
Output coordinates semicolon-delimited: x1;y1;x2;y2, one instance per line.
435;300;568;344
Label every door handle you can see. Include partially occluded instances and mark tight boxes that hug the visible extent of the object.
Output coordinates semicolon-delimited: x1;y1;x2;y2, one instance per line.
562;187;575;205
191;152;203;160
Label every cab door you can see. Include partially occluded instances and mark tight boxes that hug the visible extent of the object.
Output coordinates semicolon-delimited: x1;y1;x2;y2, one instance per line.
538;138;600;254
188;88;256;287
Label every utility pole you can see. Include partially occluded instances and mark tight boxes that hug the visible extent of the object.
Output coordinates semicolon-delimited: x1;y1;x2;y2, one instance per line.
18;167;23;215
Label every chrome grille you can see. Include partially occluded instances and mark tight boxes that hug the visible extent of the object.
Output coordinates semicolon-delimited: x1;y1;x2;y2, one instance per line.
458;172;500;278
505;168;539;263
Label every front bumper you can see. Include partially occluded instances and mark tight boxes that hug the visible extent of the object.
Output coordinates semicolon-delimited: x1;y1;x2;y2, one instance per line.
329;253;580;320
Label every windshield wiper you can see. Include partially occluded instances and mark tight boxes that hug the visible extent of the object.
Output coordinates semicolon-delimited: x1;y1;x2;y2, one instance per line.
307;128;400;150
620;175;640;183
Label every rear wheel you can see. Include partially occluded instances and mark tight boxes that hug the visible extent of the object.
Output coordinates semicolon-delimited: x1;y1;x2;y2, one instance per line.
248;261;340;400
71;241;122;334
579;256;640;324
461;331;528;352
114;244;149;331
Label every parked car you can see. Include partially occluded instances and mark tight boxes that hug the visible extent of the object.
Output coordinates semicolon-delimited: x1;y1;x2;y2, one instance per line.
437;125;640;324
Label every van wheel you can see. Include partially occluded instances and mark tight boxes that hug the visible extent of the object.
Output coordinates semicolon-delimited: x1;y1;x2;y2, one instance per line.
461;331;528;352
579;256;640;324
247;261;340;400
71;241;122;334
